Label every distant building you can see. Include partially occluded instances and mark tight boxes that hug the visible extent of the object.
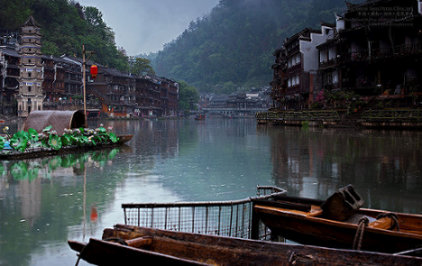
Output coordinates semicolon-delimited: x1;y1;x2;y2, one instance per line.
17;16;44;117
0;44;19;114
272;25;337;110
271;0;422;110
0;17;179;117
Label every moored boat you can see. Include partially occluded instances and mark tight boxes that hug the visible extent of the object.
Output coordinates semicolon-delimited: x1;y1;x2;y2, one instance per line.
68;224;422;265
0;110;132;160
194;114;205;120
253;185;422;253
0;136;132;160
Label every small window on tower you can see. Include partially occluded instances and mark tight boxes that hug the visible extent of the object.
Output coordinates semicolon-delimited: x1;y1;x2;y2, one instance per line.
29;48;31;52
28;86;32;92
28;73;31;77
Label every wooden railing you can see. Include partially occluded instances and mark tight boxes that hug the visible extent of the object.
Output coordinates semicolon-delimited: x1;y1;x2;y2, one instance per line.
360;109;422;122
256;110;343;121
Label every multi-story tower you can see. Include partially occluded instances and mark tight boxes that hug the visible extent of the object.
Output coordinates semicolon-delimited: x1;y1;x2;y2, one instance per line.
17;16;44;117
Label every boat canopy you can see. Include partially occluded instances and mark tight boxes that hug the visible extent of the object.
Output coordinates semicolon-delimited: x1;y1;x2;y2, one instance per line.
23;110;86;135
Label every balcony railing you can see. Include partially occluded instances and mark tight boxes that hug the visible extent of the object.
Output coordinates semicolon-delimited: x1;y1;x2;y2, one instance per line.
343;43;422;63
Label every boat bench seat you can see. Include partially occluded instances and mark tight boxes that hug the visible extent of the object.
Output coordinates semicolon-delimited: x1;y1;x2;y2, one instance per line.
369;217;401;231
307;205;323;217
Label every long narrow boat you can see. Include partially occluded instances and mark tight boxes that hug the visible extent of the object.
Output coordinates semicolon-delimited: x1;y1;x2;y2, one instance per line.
253;193;422;253
0;134;132;160
68;224;422;265
0;110;133;160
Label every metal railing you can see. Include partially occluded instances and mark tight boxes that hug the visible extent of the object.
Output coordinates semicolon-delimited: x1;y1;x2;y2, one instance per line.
122;186;286;240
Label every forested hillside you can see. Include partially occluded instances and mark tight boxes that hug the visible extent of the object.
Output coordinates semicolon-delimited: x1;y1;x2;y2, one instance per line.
152;0;347;93
0;0;129;71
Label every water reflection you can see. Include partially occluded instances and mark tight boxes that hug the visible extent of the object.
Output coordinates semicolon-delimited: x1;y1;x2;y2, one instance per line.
262;126;422;213
1;119;422;265
0;148;121;182
0;147;128;266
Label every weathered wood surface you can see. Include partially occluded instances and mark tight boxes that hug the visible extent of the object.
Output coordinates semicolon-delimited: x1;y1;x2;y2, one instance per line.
253;196;422;253
0;135;132;160
68;224;422;265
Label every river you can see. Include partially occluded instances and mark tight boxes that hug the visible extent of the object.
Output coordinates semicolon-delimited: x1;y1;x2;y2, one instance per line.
1;118;422;265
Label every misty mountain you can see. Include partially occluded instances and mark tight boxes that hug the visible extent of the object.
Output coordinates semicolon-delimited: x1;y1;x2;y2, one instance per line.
151;0;346;93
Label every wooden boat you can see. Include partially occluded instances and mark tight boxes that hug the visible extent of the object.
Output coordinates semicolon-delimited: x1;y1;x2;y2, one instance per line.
68;224;422;265
116;134;133;144
0;135;132;160
0;110;133;160
194;114;205;120
253;189;422;253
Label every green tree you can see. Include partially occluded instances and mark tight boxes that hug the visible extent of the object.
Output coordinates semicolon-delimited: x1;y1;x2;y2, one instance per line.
0;0;130;72
178;81;199;112
129;57;155;76
152;0;345;93
0;0;31;30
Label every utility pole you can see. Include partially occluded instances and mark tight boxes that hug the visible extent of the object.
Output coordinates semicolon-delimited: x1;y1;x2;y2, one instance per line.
82;44;87;127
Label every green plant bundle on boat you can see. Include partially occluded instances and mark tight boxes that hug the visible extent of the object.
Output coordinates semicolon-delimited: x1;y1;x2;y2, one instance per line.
2;125;120;153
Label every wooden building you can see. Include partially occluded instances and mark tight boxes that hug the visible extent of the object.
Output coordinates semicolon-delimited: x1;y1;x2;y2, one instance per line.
336;0;422;104
272;26;335;110
0;47;19;114
271;0;422;110
1;17;179;117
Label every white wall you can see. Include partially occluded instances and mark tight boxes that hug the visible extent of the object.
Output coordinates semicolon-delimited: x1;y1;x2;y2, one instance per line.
300;26;333;72
328;47;337;60
320;49;328;63
336;14;345;31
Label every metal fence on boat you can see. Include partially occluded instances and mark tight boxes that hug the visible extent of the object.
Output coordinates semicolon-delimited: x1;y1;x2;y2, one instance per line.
122;186;286;240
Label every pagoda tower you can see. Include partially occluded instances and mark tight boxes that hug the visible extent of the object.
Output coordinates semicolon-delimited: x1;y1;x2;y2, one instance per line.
17;16;44;117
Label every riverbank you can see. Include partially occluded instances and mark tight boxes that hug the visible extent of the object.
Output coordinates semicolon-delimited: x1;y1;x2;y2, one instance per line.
0;114;21;123
256;109;422;129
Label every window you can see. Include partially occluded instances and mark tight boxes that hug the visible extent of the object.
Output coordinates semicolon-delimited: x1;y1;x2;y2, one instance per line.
28;73;31;78
28;86;31;92
28;59;31;63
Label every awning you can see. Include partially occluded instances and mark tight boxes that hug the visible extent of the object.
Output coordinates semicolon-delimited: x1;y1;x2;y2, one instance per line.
23;110;86;135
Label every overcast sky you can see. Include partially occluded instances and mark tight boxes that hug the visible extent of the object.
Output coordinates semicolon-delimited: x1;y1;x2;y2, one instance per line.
77;0;219;56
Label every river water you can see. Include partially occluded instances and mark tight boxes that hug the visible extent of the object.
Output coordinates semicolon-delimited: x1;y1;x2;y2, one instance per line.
1;118;422;265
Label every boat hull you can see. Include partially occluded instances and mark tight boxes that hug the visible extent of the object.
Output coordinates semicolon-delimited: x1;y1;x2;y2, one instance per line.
0;135;132;160
254;199;422;253
68;224;422;265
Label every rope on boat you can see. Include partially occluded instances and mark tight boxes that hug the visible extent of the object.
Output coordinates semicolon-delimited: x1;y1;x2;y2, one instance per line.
376;212;400;231
352;217;369;250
